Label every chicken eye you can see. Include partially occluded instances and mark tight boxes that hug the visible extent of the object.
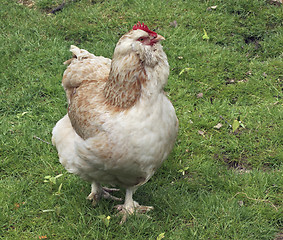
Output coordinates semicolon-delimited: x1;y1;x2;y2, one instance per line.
138;37;144;42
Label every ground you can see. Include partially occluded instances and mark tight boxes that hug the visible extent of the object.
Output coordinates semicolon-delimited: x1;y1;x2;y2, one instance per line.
0;0;282;239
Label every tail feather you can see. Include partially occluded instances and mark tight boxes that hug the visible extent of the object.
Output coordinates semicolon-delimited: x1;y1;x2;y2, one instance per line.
52;114;81;174
64;45;95;65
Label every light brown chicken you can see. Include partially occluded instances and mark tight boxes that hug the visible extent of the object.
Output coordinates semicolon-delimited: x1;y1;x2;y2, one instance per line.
52;22;178;221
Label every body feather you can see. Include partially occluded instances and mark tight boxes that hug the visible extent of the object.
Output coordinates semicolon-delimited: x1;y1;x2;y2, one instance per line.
52;25;178;215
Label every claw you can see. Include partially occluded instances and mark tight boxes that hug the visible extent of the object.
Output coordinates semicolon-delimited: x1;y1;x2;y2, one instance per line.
102;187;120;192
101;188;123;202
87;185;122;206
115;202;153;224
86;192;100;206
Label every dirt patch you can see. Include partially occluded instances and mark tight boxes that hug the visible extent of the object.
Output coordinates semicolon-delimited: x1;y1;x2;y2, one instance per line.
214;153;252;173
275;232;283;240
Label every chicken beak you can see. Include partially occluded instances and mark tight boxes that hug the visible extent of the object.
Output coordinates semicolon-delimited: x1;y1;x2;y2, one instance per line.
155;34;165;41
150;34;165;45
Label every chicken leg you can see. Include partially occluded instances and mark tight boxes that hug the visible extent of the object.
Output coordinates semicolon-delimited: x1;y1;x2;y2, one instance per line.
115;187;154;224
87;182;122;205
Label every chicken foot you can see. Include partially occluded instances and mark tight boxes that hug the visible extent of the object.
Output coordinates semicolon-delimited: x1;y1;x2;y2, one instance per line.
115;187;153;224
87;182;122;205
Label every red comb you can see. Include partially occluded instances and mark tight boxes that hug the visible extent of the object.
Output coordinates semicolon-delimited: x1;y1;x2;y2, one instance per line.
132;22;157;36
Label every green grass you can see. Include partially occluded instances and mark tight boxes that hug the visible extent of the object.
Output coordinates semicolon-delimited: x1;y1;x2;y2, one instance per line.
1;0;282;239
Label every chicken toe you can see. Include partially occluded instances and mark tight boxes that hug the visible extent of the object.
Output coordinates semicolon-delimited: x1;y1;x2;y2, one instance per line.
115;188;153;224
115;203;154;224
101;187;123;202
87;183;122;205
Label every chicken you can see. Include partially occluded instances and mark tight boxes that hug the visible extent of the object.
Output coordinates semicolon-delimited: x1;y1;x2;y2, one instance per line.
52;22;178;221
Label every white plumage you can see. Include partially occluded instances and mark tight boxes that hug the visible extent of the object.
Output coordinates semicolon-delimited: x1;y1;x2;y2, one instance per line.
52;22;178;221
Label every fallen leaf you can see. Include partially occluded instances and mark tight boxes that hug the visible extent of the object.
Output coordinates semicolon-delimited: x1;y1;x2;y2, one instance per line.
157;233;165;240
202;29;209;41
170;20;178;28
179;67;193;75
42;209;55;213
197;93;203;98
198;130;205;136
178;166;189;175
18;0;35;7
238;79;248;83
39;236;47;239
239;121;245;129
21;111;28;116
214;123;223;129
14;202;25;209
97;215;110;227
262;72;268;77
232;120;240;132
226;79;235;84
14;203;20;209
207;5;217;10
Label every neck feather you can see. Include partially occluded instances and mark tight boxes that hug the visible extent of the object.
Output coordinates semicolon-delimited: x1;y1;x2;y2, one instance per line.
104;53;147;109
